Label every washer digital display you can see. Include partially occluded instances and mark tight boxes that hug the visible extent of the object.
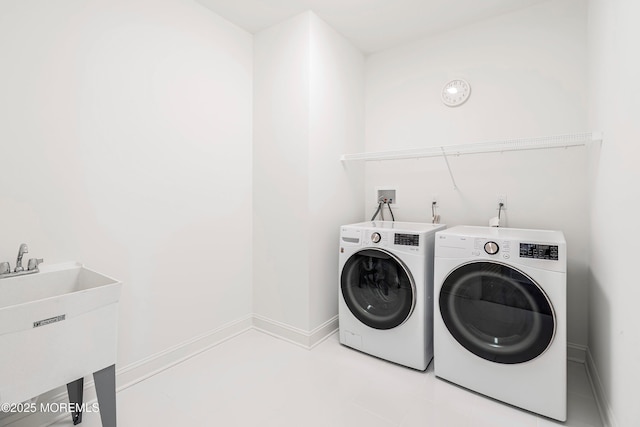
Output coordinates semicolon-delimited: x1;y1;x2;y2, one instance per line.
394;233;419;246
520;243;559;260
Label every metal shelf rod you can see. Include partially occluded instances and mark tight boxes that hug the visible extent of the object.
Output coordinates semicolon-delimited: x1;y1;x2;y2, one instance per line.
340;131;602;162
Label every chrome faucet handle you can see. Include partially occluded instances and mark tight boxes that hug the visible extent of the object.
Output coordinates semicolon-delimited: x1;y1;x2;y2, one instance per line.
14;243;29;272
0;262;10;274
27;258;44;271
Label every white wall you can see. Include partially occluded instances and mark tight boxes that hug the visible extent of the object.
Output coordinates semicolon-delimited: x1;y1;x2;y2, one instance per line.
364;0;590;346
253;12;364;331
253;12;312;330
308;14;365;330
0;0;253;367
588;0;640;425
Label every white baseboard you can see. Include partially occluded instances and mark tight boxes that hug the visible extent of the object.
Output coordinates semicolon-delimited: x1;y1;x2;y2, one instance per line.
567;342;587;363
115;315;253;390
3;314;338;427
308;316;339;348
585;348;618;427
252;314;339;349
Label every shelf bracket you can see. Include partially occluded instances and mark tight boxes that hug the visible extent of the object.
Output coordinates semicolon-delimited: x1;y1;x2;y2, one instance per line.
440;147;458;190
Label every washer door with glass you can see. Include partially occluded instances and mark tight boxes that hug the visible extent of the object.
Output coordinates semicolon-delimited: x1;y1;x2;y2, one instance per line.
439;261;555;364
341;248;416;330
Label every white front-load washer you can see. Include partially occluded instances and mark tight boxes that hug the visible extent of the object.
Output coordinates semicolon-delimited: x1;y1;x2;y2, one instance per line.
339;221;446;370
434;226;567;421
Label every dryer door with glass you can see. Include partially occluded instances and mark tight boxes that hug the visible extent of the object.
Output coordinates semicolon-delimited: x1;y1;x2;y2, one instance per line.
439;261;555;364
341;248;416;330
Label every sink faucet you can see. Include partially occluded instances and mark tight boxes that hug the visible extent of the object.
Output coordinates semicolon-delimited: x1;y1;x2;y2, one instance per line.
0;243;43;279
14;243;29;273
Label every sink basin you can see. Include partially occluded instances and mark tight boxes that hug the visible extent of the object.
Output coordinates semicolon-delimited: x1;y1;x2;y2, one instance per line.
0;262;122;404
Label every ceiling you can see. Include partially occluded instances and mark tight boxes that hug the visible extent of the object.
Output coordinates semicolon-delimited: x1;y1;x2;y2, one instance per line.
195;0;549;54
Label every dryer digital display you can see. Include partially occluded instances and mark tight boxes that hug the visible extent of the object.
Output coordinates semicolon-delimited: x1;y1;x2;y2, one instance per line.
519;243;559;260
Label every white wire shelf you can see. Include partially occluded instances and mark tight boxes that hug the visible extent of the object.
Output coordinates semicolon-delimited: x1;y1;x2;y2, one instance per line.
340;131;602;162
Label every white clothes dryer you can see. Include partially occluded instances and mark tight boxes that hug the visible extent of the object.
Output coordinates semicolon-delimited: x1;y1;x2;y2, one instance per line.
339;221;445;370
434;226;567;421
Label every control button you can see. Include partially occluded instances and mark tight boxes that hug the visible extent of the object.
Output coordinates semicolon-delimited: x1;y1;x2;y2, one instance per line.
503;253;510;259
371;232;382;243
484;241;499;255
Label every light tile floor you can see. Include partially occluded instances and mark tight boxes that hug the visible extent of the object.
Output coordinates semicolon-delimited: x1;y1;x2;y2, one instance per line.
49;330;603;427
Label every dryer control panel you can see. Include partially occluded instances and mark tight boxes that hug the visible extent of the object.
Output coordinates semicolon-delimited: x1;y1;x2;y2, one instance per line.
473;238;512;260
435;227;566;273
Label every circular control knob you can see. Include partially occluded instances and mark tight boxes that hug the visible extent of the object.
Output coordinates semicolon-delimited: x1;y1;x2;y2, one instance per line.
484;241;499;255
371;232;382;243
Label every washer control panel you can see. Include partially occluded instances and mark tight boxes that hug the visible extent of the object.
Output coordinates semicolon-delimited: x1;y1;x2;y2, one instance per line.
520;243;559;260
360;230;422;253
484;241;499;255
394;233;420;247
360;230;390;246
